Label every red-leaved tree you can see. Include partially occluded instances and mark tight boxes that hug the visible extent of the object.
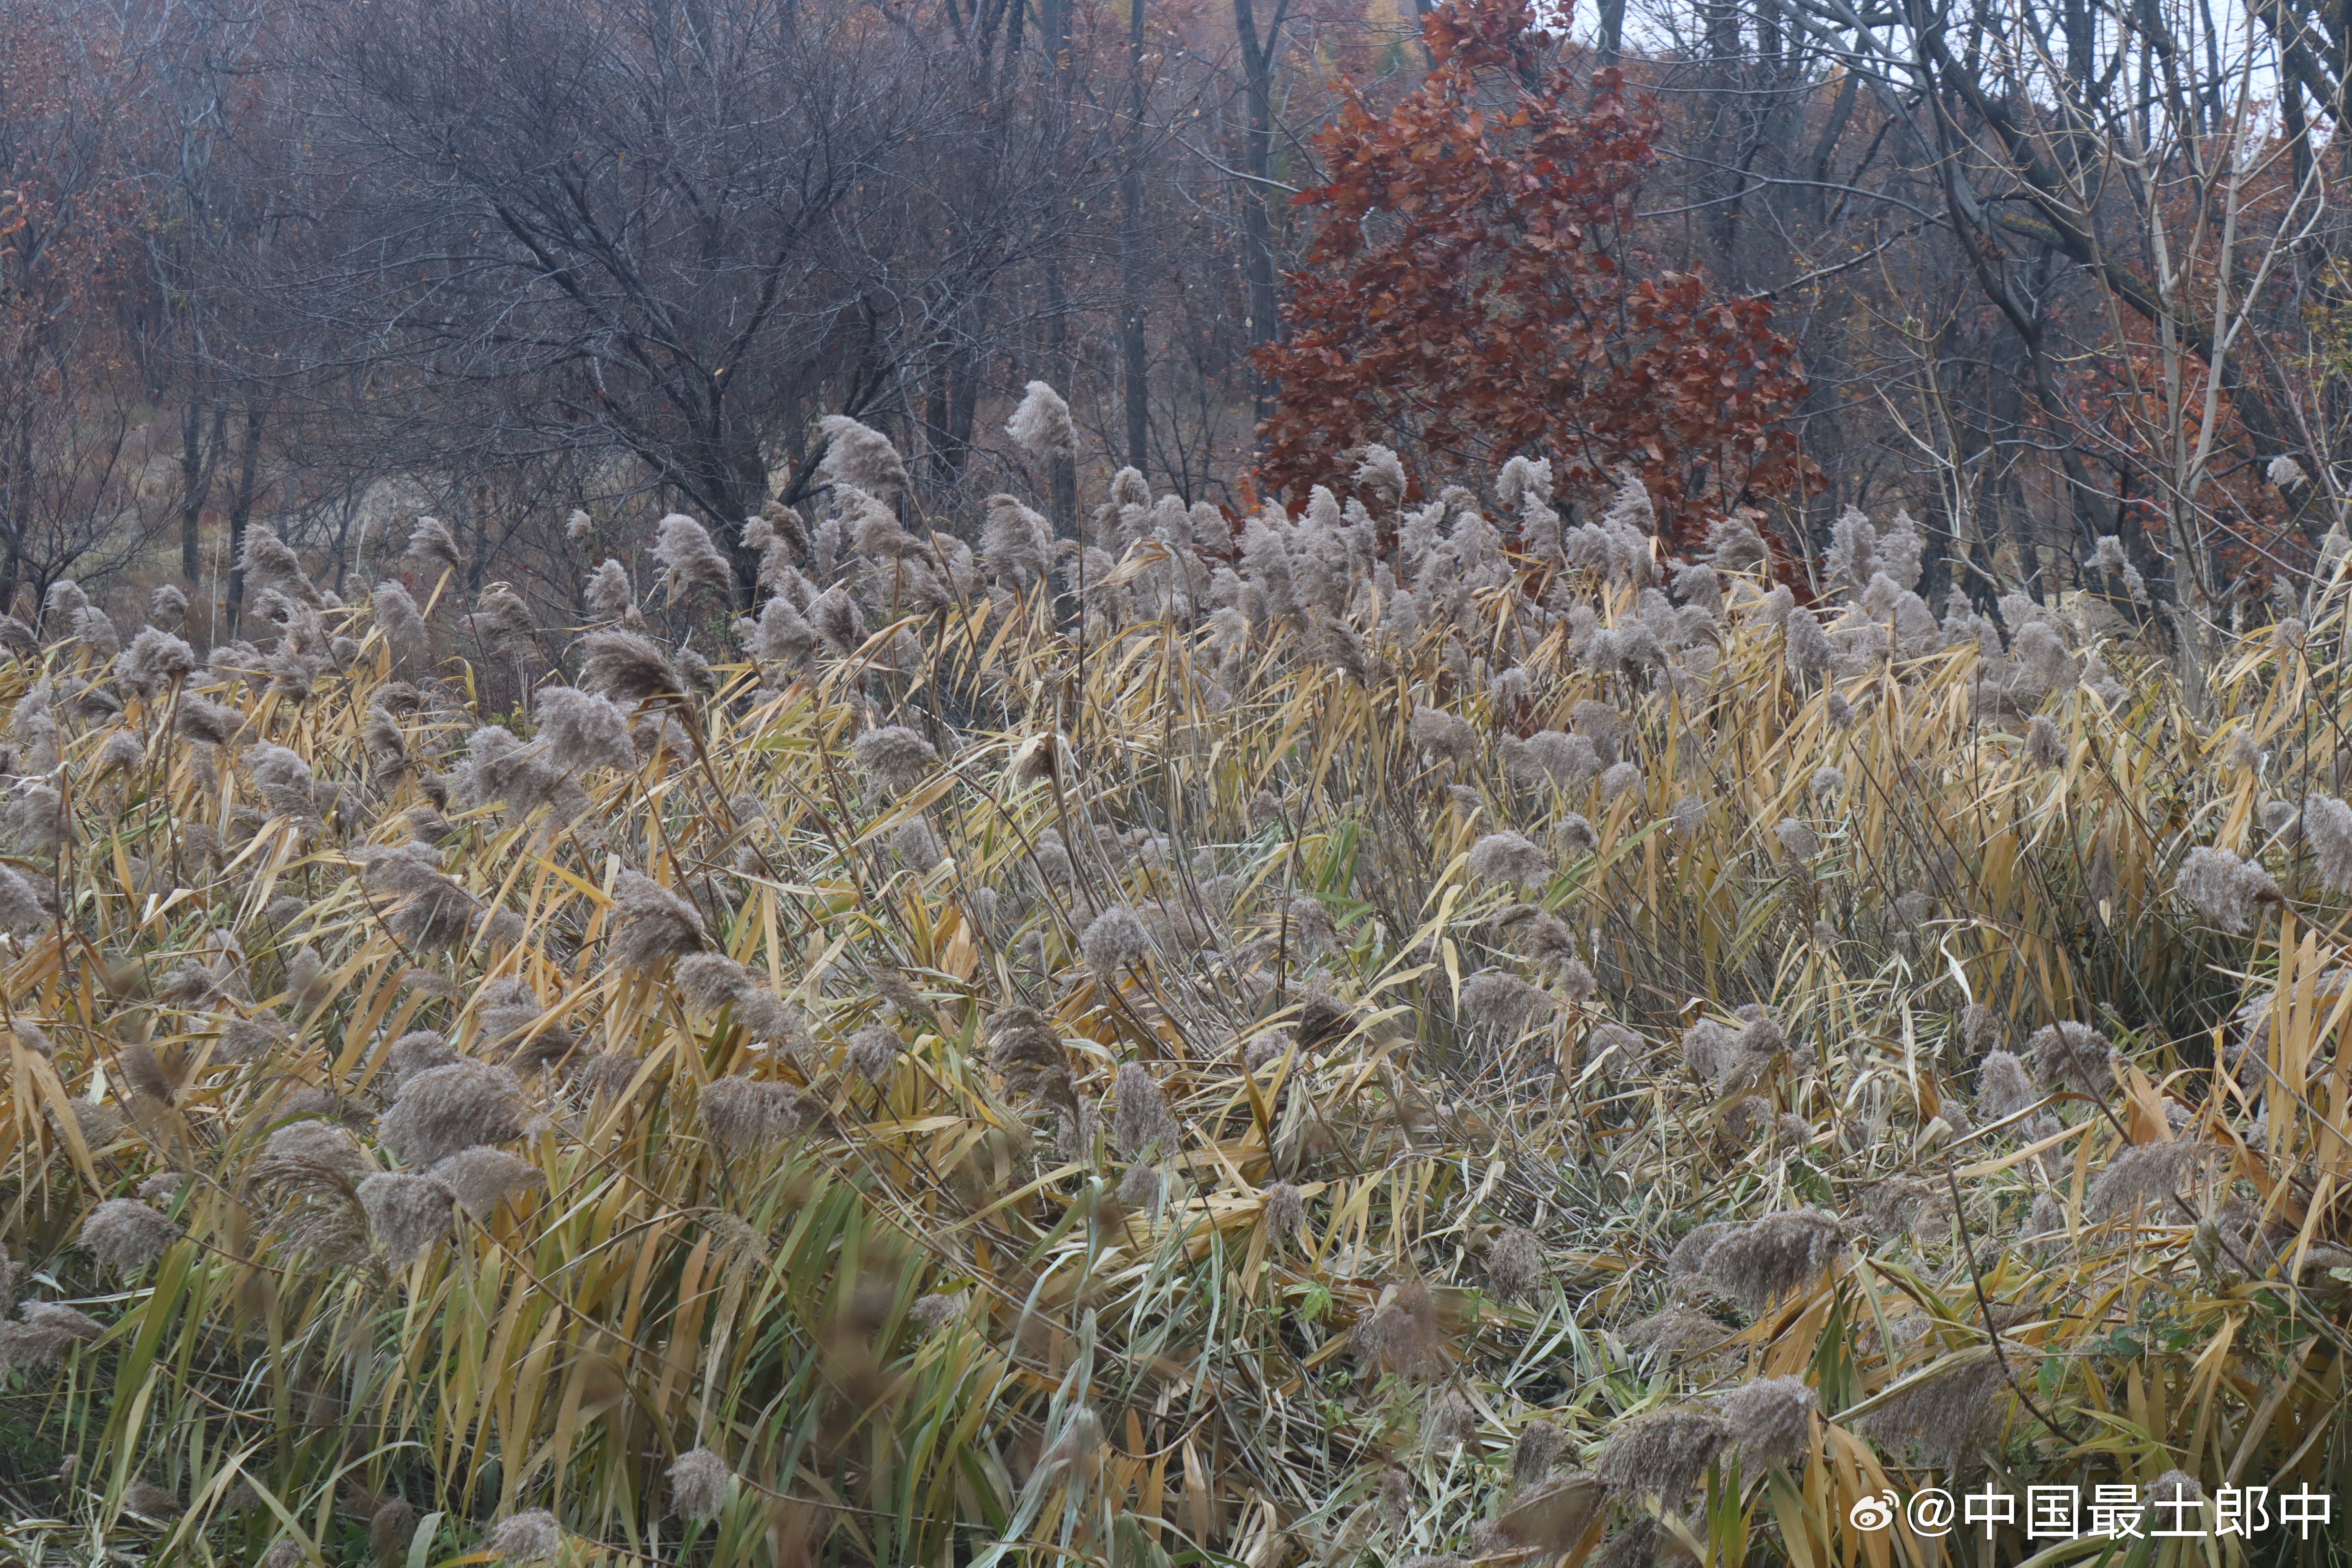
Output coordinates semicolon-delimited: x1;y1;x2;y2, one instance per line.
1254;0;1817;543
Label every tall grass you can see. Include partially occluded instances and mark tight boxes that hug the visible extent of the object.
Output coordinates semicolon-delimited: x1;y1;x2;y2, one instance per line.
1;473;2348;1565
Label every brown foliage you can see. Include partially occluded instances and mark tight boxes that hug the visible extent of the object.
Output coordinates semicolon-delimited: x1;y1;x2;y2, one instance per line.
1253;0;1816;540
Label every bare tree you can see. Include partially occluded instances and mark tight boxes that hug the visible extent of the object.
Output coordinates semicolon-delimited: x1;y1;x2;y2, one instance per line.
249;0;1092;600
0;0;176;612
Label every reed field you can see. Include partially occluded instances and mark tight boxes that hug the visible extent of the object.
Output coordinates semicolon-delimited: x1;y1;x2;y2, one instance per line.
4;431;2351;1566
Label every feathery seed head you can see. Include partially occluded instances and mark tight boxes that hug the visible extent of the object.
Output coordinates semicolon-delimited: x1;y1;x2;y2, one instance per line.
1701;1209;1845;1310
1467;831;1550;886
1977;1049;2036;1126
431;1147;546;1218
1410;705;1477;759
23;1300;103;1342
1461;969;1555;1034
1666;1220;1737;1282
263;1120;376;1187
370;1501;419;1563
653;514;735;604
1263;1181;1305;1240
388;1030;458;1088
372;581;431;671
1082;905;1151;975
122;1479;181;1518
579;629;682;703
1680;1020;1734;1083
851;725;940;793
699;1075;819;1154
406;517;461;574
2175;846;2281;933
890;817;942;873
584;560;637;624
96;730;142;771
80;1198;181;1276
675;952;756;1014
1858;1355;2006;1470
753;595;820;666
2084;1141;2197;1223
1673;559;1724;613
1734;1013;1784;1063
1354;444;1408;505
991;1007;1074;1108
534;686;636;775
1719;1376;1816;1470
1486;1226;1543;1301
1005;381;1078;464
909;1291;964;1331
5;782;70;852
982;496;1055;588
379;1058;527;1167
846;1024;903;1082
817;416;912;495
1784;608;1832;677
2025;714;2064;770
1553;813;1598;857
2306;795;2352;890
0;1319;71;1374
1112;1062;1180;1158
1352;1277;1451;1379
241;526;324;608
115;628;196;699
669;1447;732;1525
1512;1420;1567;1486
1117;1160;1165;1217
610;870;708;970
2028;1021;2114;1096
1593;1406;1729;1504
809;584;866;655
1772;817;1820;861
487;1510;564;1561
1583;1022;1640;1080
357;1173;454;1265
471;584;537;660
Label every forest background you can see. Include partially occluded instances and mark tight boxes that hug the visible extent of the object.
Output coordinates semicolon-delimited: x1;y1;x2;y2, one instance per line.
6;0;2345;674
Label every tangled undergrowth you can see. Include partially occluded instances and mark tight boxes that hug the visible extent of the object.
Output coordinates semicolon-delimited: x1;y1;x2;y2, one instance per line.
4;415;2352;1566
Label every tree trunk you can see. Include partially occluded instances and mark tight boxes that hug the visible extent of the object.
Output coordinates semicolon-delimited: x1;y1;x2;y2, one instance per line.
1119;0;1149;475
925;366;956;488
1044;261;1078;535
223;408;265;637
1597;0;1624;65
1039;0;1078;533
0;428;25;621
1234;0;1286;435
2062;0;2095;87
180;398;221;584
949;310;982;474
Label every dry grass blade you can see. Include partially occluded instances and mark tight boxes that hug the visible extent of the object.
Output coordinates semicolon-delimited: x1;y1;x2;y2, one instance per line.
0;480;2347;1567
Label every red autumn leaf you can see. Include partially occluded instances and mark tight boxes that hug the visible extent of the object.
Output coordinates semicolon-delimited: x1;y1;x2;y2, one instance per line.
1252;0;1818;545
